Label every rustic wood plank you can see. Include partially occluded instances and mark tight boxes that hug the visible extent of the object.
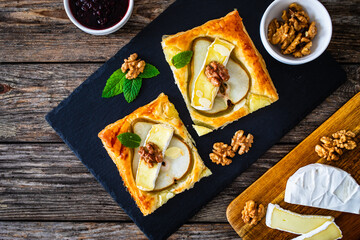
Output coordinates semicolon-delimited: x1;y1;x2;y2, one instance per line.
0;0;359;63
0;0;175;63
0;0;358;238
323;1;360;63
0;222;239;239
0;64;359;143
0;143;293;222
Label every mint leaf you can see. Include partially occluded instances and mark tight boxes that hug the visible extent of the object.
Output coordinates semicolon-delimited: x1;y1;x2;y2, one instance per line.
123;78;142;103
117;132;141;148
102;69;127;98
171;51;193;69
138;63;160;79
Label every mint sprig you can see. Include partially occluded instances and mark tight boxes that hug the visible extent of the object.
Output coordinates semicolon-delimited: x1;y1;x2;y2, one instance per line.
138;63;160;79
101;62;160;102
102;69;126;98
123;78;142;103
117;132;141;148
171;51;193;69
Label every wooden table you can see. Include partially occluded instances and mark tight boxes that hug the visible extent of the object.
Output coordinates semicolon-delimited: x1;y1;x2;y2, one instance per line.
0;0;359;239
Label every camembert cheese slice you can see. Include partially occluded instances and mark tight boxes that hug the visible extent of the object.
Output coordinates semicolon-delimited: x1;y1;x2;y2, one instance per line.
191;38;234;110
266;203;334;234
292;221;342;240
135;124;174;191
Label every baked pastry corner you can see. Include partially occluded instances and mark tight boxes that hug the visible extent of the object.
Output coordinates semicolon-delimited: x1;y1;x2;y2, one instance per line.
161;10;278;134
98;93;211;215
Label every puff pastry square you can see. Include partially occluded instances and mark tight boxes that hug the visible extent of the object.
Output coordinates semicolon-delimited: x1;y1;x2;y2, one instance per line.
98;93;211;216
161;10;279;134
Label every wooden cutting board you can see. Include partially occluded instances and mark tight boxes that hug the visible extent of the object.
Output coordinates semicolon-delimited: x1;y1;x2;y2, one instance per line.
227;92;360;240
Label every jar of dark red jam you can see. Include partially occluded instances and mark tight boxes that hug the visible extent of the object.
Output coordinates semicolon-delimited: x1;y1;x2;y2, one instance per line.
69;0;129;30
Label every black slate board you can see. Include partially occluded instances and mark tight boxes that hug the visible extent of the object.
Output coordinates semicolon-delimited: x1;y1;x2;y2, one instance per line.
46;0;346;239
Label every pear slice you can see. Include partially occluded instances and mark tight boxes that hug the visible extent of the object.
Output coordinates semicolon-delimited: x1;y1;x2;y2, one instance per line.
226;59;250;104
154;137;191;190
201;96;228;114
132;121;153;178
192;39;212;83
189;39;212;103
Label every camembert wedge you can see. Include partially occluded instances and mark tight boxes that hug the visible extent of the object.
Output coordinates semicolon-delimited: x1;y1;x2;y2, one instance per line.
135;124;174;191
266;203;334;235
293;221;342;240
285;163;360;214
191;38;234;110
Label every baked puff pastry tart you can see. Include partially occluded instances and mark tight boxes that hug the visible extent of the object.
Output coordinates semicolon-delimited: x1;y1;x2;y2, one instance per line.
161;10;279;136
98;93;211;216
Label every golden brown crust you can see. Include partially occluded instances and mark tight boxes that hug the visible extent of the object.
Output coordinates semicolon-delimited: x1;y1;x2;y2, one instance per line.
161;10;279;130
98;93;211;215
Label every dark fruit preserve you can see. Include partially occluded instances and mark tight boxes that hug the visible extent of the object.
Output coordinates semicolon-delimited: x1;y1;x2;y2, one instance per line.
69;0;129;30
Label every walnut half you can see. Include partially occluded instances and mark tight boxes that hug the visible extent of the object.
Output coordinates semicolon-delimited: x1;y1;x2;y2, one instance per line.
241;200;265;226
209;142;235;166
231;130;254;155
315;130;357;161
121;53;146;79
138;142;163;168
204;61;230;87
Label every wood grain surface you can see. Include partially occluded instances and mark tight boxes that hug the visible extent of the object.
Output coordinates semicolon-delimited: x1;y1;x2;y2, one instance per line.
0;0;359;239
227;92;360;239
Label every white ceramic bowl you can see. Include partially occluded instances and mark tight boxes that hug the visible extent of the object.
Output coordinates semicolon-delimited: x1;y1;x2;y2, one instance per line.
260;0;332;65
63;0;134;35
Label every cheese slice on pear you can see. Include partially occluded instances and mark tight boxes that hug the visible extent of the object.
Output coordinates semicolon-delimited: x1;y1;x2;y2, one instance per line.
292;221;342;240
191;38;234;110
135;124;174;191
266;203;334;235
191;39;228;114
132;121;153;178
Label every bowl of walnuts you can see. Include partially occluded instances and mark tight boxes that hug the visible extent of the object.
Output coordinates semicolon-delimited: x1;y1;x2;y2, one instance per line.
260;0;332;65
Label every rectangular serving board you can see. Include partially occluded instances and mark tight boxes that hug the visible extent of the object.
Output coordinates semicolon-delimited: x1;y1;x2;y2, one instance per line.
227;92;360;239
46;0;347;239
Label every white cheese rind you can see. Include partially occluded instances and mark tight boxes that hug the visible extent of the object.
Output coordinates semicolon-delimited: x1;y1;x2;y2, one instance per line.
285;163;360;214
292;221;342;240
266;203;334;234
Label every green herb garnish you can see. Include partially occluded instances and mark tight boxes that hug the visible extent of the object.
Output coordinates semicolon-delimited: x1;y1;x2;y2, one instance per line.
117;132;141;148
123;78;142;103
138;63;160;79
171;51;193;69
101;69;127;98
101;63;160;102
